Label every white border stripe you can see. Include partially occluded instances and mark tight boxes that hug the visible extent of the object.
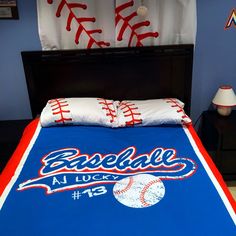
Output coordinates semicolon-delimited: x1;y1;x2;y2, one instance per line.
0;123;41;210
183;127;236;225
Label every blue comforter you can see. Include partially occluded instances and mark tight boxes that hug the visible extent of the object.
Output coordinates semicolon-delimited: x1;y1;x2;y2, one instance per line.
0;121;235;235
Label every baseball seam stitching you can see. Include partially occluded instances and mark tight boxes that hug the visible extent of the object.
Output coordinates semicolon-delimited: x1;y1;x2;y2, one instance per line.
165;98;192;125
140;179;161;207
47;0;110;48
97;98;117;123
119;101;142;126
49;98;72;124
114;176;134;195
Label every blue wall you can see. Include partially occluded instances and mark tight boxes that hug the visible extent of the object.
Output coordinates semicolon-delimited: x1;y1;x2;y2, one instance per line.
0;0;236;121
0;0;41;120
192;0;236;122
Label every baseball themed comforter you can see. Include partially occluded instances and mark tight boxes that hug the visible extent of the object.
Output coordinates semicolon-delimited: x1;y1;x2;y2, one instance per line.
0;119;235;236
0;98;236;236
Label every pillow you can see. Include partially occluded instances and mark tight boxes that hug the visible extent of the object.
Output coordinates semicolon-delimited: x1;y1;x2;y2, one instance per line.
116;98;192;127
40;98;118;127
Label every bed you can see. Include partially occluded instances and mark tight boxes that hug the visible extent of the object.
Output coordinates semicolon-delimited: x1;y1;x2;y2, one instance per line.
0;45;235;236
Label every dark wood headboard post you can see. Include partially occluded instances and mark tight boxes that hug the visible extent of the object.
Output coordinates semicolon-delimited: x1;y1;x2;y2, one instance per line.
21;45;193;117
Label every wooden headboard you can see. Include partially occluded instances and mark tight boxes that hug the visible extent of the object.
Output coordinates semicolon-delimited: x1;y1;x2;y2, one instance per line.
21;44;193;117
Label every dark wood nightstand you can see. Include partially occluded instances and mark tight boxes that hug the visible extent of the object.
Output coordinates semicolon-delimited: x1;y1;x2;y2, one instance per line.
200;110;236;180
0;119;32;173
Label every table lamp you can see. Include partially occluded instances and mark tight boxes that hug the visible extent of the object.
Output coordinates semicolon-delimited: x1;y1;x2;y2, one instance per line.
212;85;236;116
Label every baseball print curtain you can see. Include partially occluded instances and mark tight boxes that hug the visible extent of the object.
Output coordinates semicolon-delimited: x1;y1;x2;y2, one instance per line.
37;0;197;50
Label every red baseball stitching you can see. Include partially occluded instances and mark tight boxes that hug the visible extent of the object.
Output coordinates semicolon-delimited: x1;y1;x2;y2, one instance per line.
165;98;192;125
119;101;142;126
115;0;159;47
97;98;117;124
140;179;161;207
114;176;134;195
47;0;110;49
49;98;72;124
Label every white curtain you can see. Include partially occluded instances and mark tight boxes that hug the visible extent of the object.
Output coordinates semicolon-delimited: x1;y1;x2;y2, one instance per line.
37;0;115;49
37;0;196;50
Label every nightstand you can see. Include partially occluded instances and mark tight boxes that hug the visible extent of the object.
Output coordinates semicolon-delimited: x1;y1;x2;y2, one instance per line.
0;119;32;173
200;110;236;180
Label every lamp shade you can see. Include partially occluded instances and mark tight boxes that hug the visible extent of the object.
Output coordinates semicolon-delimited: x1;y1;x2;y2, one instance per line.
212;85;236;107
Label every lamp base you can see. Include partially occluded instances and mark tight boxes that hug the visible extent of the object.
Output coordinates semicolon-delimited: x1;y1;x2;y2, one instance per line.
217;106;232;116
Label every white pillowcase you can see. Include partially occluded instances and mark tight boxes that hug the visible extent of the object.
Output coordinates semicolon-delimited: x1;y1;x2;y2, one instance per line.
40;98;191;128
40;98;118;127
116;98;192;127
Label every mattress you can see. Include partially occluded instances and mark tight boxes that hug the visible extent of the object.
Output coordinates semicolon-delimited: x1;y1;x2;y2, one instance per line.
0;119;235;236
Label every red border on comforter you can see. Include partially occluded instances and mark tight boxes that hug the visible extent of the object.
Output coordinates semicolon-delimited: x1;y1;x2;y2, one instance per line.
188;125;236;213
0;121;235;213
0;118;39;196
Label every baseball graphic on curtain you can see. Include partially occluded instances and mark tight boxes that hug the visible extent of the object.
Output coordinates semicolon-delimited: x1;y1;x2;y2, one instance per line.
115;0;196;47
115;0;159;47
37;0;115;50
37;0;196;50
